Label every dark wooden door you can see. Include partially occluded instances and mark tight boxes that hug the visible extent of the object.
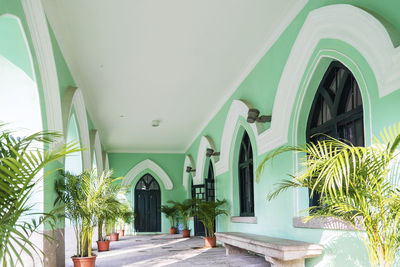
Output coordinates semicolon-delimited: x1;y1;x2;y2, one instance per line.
135;174;161;232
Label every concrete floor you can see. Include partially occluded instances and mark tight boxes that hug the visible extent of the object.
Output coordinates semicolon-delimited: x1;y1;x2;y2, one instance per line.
66;234;268;267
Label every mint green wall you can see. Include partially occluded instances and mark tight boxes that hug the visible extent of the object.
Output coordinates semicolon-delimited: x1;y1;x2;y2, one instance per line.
109;153;186;233
185;1;400;266
0;1;103;232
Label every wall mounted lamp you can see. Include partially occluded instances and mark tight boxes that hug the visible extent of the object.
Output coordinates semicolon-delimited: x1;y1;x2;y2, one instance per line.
206;148;220;157
247;108;271;123
186;166;196;173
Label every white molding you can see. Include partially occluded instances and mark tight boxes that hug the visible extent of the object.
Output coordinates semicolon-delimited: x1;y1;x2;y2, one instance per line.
182;154;195;190
107;149;185;154
21;0;63;136
102;151;110;171
121;159;173;190
215;100;263;175
193;136;219;185
184;0;309;153
90;130;103;173
257;4;400;159
61;87;91;170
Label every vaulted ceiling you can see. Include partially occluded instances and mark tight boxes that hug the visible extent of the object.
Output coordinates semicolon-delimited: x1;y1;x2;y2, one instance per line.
42;0;304;153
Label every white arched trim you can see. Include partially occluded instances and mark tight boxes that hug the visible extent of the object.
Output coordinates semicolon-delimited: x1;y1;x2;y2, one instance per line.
215;100;263;175
90;130;103;173
21;0;63;136
193;136;218;185
254;4;400;160
182;155;195;190
61;87;91;170
102;151;110;171
121;159;173;190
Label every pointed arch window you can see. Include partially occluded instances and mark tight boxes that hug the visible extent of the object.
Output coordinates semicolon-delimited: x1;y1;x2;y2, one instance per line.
238;131;254;216
306;61;364;207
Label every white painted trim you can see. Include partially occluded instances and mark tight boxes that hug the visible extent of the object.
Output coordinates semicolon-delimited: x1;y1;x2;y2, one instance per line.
215;100;263;175
61;87;91;170
121;159;173;190
182;155;195;190
184;0;309;153
107;149;185;154
21;0;63;136
193;136;219;185
257;4;400;157
102;151;110;171
90;130;103;173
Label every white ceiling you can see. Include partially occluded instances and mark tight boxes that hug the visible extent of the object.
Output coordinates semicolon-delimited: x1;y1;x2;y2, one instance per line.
42;0;305;153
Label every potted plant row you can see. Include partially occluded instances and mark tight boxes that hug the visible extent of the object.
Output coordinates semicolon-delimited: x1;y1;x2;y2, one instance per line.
55;169;126;267
164;198;228;248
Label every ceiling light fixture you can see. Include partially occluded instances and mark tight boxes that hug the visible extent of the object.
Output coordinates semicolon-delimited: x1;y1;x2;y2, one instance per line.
186;166;196;173
152;120;161;127
247;108;271;123
206;148;220;157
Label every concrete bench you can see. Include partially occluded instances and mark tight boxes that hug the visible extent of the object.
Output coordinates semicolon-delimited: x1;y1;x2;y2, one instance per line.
215;232;323;267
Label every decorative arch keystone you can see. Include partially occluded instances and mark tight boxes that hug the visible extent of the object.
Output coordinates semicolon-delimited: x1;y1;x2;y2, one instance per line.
122;159;173;190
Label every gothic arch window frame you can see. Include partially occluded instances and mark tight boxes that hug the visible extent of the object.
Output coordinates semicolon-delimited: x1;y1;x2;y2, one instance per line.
238;131;255;217
306;60;364;207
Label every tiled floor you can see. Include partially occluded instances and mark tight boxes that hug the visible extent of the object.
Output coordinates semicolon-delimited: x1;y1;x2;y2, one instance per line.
66;234;268;267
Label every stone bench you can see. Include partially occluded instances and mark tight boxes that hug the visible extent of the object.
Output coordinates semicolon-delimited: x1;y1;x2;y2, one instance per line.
215;232;323;267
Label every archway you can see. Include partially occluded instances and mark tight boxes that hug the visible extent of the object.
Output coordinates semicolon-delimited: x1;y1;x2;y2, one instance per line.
134;174;161;232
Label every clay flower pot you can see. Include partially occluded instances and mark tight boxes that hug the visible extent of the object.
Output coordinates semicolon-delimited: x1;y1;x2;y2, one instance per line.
169;227;177;234
109;232;119;241
118;229;125;237
96;240;110;252
71;254;97;267
182;229;190;238
204;236;216;248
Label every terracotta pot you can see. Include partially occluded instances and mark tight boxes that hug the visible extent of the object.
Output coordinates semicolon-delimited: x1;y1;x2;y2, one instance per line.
71;254;97;267
182;229;190;238
96;240;110;252
169;227;177;234
118;229;125;237
109;232;119;241
204;236;216;248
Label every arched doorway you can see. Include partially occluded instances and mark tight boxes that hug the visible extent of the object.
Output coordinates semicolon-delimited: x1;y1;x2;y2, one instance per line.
135;174;161;232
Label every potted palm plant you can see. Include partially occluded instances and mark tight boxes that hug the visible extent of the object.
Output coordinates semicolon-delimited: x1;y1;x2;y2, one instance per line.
56;169;116;267
96;181;121;252
195;199;228;248
257;129;400;267
168;199;194;238
0;127;78;266
161;205;179;234
117;201;135;237
106;213;120;241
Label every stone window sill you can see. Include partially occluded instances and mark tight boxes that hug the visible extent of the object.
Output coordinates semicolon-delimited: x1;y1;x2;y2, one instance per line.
230;216;257;224
293;216;364;231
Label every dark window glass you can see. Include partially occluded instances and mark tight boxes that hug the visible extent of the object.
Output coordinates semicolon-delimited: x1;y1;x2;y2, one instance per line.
135;174;160;191
238;132;254;216
306;61;364;207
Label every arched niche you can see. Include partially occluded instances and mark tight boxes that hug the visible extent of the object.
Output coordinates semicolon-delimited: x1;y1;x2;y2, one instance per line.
193;136;219;185
121;159;173;190
61;87;91;170
215;100;263;175
90;130;103;173
256;4;399;158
